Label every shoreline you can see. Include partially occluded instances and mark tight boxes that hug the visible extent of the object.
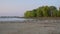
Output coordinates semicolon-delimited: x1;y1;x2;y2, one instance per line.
0;22;60;34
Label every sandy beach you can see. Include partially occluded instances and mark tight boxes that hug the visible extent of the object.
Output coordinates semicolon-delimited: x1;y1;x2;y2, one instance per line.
0;22;60;34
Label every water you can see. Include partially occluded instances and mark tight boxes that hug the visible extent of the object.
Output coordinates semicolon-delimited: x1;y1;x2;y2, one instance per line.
0;18;60;23
0;18;29;22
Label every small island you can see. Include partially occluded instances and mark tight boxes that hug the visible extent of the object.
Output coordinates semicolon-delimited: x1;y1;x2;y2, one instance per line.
24;6;60;18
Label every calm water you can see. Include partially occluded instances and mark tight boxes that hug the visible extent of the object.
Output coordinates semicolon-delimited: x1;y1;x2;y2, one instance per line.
0;18;60;23
0;18;31;22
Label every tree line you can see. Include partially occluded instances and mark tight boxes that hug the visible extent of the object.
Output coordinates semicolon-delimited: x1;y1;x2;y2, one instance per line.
24;6;60;18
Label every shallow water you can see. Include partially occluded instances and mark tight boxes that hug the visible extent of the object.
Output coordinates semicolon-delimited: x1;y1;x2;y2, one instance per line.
0;18;26;21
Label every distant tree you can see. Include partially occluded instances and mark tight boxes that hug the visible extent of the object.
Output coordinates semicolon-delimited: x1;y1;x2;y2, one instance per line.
57;8;60;17
49;6;57;17
24;10;37;18
37;7;43;17
41;6;50;17
32;9;37;17
52;10;58;17
24;11;32;17
24;6;60;17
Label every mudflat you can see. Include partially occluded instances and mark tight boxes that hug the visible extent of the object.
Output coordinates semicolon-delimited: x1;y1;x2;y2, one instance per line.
0;22;60;34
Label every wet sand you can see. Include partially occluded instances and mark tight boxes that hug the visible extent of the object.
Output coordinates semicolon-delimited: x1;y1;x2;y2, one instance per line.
0;22;60;34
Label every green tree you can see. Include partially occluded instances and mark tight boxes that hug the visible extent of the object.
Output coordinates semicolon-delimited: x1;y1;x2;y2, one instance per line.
49;6;57;17
24;6;60;17
24;10;37;18
24;11;32;17
42;6;50;17
52;10;58;17
32;9;37;17
57;8;60;17
37;7;43;17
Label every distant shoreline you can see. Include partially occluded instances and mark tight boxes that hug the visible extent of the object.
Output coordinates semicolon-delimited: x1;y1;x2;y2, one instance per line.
0;16;60;19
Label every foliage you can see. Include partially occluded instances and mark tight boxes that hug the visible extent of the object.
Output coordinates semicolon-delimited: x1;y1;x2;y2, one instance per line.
37;7;43;17
24;6;60;18
57;8;60;17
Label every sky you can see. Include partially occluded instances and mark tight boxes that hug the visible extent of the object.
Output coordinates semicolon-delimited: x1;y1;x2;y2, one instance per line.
0;0;60;17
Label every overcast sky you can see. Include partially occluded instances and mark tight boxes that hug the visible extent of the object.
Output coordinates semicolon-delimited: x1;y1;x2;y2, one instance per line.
0;0;60;17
